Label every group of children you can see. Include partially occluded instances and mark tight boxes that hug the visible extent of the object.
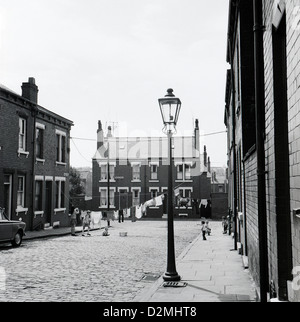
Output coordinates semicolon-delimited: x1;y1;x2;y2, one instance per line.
69;207;110;237
200;216;230;240
200;220;211;240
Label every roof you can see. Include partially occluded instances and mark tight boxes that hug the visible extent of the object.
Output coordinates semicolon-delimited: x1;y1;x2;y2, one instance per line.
93;136;200;163
0;82;73;126
0;83;19;95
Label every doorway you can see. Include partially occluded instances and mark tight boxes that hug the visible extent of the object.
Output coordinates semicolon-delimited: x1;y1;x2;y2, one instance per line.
3;174;12;220
45;181;52;225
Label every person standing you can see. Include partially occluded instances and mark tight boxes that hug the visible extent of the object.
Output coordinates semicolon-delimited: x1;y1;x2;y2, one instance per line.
205;220;211;236
201;220;207;240
81;210;91;236
222;216;228;234
118;209;124;223
69;207;79;236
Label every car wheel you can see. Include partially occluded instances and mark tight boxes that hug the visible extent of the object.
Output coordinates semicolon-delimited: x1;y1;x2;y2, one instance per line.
11;231;23;247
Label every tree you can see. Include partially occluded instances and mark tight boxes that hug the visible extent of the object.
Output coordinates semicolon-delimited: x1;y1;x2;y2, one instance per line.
69;167;85;198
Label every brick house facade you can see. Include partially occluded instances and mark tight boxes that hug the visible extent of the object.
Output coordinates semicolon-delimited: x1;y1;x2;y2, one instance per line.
225;0;300;302
0;78;73;231
92;120;212;219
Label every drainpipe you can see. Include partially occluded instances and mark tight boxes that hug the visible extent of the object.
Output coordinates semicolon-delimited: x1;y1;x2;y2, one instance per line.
227;36;238;251
253;0;269;302
31;104;38;231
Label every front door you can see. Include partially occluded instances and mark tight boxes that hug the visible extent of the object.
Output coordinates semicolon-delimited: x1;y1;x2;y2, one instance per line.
0;208;12;241
45;181;52;225
3;175;12;220
119;189;128;210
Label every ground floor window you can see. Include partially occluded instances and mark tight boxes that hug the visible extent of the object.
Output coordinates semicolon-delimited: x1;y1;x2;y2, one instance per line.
55;179;65;209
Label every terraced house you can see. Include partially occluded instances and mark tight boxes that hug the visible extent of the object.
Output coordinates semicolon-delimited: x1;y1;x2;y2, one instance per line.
92;120;212;219
225;0;300;302
0;78;73;230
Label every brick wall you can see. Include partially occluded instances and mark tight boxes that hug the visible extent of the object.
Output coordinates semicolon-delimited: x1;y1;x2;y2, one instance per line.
0;84;72;230
286;0;300;302
244;152;260;288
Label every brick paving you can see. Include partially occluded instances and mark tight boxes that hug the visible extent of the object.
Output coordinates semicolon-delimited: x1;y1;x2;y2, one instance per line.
0;219;257;302
0;220;200;302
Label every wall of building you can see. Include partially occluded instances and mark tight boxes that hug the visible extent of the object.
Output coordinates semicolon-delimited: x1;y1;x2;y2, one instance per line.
0;80;72;231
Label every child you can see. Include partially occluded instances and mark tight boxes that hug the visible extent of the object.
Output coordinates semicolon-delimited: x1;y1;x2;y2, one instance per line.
205;220;211;236
81;210;91;236
222;216;228;234
201;221;207;240
102;227;110;236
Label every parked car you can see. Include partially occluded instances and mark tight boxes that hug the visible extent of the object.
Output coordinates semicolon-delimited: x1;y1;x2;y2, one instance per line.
0;208;26;247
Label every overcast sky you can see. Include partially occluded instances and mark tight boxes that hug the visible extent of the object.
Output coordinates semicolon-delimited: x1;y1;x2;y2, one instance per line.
0;0;229;168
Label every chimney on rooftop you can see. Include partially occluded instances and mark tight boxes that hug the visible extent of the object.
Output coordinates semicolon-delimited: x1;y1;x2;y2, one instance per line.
97;120;104;150
107;126;112;137
21;77;38;104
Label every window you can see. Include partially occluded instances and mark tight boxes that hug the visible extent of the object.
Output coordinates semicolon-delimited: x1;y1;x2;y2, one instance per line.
177;164;192;180
177;165;183;180
185;164;191;180
100;188;107;207
101;165;107;181
17;176;25;208
56;131;66;164
150;188;158;199
100;164;115;181
177;188;192;207
132;189;140;206
35;181;43;211
132;165;140;181
109;188;115;207
18;118;27;151
36;128;44;159
150;165;158;180
55;179;65;209
99;188;115;207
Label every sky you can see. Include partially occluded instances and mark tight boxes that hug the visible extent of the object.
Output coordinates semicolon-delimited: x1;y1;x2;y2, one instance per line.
0;0;229;168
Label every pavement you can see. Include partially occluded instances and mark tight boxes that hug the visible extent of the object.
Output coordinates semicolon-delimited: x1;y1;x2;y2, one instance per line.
133;229;258;302
22;220;258;303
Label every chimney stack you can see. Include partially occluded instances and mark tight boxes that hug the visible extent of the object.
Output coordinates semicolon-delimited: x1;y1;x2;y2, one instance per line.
204;145;207;167
107;126;112;137
97;120;104;150
208;156;211;173
22;77;38;104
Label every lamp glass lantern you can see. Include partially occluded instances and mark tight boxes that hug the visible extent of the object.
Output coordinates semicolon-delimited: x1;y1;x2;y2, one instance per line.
158;89;181;128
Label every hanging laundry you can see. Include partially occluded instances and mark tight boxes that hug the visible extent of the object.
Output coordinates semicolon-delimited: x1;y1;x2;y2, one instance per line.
123;209;130;218
135;205;142;219
144;199;156;208
201;199;208;207
155;195;163;206
114;211;119;220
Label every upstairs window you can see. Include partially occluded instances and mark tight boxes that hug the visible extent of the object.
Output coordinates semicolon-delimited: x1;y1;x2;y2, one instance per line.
56;130;66;164
18;118;27;151
132;164;140;181
150;164;158;180
36;128;44;159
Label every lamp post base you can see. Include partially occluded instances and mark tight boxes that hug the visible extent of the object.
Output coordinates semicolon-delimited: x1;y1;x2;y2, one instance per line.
163;272;181;282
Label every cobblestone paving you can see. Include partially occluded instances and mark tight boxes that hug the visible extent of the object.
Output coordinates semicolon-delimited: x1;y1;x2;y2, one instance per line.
0;220;203;302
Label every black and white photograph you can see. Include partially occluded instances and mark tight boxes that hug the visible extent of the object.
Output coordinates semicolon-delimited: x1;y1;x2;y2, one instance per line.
0;0;299;310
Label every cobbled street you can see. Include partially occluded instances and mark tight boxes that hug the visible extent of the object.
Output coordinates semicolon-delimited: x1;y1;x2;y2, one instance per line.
0;220;207;302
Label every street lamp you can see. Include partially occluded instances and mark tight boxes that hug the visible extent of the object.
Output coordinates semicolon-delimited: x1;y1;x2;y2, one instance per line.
158;88;181;282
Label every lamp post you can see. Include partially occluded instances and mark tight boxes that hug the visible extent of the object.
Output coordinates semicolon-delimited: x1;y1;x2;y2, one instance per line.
158;88;181;282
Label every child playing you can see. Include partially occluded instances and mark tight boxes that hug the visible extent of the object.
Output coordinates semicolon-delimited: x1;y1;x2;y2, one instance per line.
201;221;207;240
102;227;110;236
205;220;211;236
81;210;91;236
222;216;228;234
